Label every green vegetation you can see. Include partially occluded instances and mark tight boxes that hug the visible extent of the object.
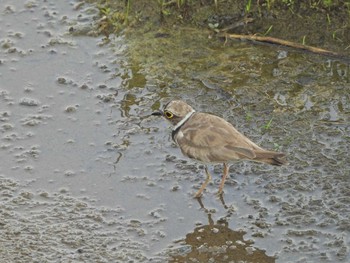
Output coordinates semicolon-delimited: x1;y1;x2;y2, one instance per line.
245;0;252;13
264;25;273;36
262;117;274;131
97;4;128;34
89;0;350;55
302;35;306;45
245;110;253;122
93;0;350;30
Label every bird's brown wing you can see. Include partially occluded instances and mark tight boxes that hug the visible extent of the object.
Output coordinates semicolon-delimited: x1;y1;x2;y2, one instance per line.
175;113;260;163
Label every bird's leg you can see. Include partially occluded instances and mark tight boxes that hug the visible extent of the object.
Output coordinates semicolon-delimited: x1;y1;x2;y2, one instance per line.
218;163;229;195
195;166;212;198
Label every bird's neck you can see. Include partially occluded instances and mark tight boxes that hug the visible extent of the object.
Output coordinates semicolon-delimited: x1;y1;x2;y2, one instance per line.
171;110;195;142
172;110;196;132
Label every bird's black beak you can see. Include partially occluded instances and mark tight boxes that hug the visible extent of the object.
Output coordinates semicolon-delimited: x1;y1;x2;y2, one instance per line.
151;110;163;116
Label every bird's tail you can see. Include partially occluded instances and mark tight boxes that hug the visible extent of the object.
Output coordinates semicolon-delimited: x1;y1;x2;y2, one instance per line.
254;150;288;166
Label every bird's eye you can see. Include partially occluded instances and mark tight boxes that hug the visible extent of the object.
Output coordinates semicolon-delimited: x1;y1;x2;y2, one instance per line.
164;110;173;119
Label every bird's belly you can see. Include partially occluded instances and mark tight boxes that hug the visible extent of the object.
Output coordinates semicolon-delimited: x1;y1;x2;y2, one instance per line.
180;145;241;164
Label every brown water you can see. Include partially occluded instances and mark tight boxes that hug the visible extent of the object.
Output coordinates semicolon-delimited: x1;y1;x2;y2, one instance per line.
0;1;349;262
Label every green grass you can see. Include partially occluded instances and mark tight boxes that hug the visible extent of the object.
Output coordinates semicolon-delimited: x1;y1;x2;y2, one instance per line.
263;117;274;131
94;0;350;44
302;35;306;45
245;0;252;13
264;25;273;36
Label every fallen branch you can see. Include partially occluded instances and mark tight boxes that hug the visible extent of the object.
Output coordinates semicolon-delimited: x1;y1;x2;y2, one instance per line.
221;33;345;59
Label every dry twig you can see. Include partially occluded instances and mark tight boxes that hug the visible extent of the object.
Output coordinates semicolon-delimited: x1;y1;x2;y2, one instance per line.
221;33;345;59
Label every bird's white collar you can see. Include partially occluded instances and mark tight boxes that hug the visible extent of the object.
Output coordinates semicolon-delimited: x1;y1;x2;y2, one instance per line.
173;110;196;131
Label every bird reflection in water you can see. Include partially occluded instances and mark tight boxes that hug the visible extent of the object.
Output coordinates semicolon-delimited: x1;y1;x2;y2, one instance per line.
168;195;275;263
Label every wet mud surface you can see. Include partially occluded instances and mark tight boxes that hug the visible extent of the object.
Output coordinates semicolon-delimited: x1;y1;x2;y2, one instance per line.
1;1;349;262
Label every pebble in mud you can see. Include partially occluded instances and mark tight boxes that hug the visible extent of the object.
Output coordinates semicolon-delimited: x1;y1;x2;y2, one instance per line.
0;90;11;99
80;83;89;90
64;170;76;177
24;165;34;171
98;84;107;89
1;39;15;49
20;114;52;127
96;93;115;102
57;77;68;84
64;105;78;113
1;123;13;131
19;97;40;106
0;110;10;116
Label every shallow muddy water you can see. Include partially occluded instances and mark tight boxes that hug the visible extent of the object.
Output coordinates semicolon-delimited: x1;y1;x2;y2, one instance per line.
0;1;349;263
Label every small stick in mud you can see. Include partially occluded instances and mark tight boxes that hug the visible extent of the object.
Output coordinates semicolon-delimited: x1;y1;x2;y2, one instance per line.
221;33;346;59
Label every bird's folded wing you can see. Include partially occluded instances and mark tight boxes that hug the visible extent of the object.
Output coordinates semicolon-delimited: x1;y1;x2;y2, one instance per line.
176;117;257;162
224;145;256;159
